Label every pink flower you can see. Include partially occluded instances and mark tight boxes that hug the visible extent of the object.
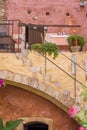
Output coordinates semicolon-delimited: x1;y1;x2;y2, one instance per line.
69;106;79;117
0;79;5;88
79;126;85;130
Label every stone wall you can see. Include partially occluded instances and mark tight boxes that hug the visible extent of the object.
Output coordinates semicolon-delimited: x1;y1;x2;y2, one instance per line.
5;0;87;50
0;0;6;20
0;0;87;49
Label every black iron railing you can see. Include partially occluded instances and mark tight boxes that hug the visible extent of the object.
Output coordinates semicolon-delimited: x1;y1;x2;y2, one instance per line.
0;19;22;52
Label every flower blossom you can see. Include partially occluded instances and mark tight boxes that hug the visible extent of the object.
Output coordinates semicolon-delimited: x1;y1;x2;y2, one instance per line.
69;106;79;117
0;79;5;88
79;126;86;130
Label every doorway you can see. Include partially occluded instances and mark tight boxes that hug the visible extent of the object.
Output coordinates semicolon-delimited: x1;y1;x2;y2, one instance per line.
25;24;44;49
24;121;48;130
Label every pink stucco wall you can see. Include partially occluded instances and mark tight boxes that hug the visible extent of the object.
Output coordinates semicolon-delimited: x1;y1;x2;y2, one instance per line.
0;85;79;130
5;0;87;50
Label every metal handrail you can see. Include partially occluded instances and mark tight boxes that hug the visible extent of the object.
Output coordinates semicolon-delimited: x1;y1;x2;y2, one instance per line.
60;51;86;71
39;52;83;85
37;51;87;98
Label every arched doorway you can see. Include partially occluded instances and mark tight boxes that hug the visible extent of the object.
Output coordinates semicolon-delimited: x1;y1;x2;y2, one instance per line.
24;121;48;130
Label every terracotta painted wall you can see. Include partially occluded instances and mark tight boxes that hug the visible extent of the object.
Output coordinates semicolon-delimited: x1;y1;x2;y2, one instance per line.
5;0;87;50
0;85;79;130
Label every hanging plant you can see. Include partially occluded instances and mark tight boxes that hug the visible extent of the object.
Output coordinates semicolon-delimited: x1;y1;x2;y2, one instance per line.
31;42;59;59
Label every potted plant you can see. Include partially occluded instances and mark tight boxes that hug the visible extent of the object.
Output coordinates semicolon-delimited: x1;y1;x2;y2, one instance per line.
67;35;86;52
31;42;59;74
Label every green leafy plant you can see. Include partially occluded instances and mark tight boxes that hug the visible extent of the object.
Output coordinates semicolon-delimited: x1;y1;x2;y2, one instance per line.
67;35;85;50
69;86;87;130
31;42;59;59
0;118;23;130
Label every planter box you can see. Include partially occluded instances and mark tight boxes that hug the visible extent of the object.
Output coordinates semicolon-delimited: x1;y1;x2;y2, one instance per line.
70;46;81;52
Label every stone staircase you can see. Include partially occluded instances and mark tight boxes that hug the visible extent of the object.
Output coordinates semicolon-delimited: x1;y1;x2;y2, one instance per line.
0;51;87;113
28;51;87;93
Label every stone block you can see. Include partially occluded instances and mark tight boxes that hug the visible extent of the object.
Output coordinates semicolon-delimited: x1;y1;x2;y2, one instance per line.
28;77;33;86
0;70;7;79
63;90;70;96
15;53;22;59
14;73;22;83
6;71;14;81
52;90;60;98
30;66;41;73
59;90;70;103
23;58;32;66
38;82;46;91
65;97;75;107
45;86;54;96
22;49;29;58
21;75;29;85
31;78;39;88
53;82;61;88
43;74;51;82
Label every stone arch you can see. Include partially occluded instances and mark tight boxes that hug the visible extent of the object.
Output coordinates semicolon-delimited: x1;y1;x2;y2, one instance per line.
16;117;53;130
0;70;75;116
6;80;68;112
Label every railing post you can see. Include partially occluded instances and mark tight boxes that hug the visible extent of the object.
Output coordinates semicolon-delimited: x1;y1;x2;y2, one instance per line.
45;52;46;74
74;58;76;98
72;54;76;98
